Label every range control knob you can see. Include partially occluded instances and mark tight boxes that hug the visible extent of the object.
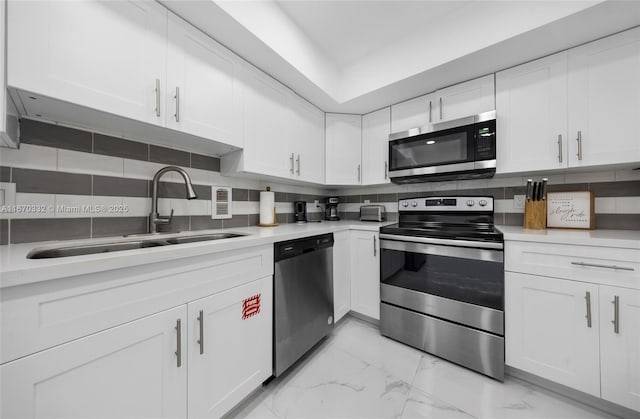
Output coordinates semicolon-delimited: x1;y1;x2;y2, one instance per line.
411;201;418;207
466;200;475;207
401;201;409;208
479;199;488;207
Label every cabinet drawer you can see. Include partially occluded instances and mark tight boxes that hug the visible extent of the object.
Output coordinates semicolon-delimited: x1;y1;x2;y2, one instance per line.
505;241;639;288
1;245;273;364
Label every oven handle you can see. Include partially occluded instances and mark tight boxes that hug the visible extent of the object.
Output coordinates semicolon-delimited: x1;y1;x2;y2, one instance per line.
379;237;503;263
379;233;503;250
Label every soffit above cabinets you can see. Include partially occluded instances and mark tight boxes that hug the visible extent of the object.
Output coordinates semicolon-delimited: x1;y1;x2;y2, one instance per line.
161;1;640;114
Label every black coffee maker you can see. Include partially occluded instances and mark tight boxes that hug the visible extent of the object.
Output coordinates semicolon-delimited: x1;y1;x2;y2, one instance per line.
294;201;307;223
325;197;340;221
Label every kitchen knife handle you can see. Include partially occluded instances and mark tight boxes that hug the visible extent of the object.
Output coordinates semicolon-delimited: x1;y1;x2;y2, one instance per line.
525;179;533;201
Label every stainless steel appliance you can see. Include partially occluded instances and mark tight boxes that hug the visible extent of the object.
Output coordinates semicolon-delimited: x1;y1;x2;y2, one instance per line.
388;111;496;183
325;197;340;221
379;196;504;380
294;201;307;223
273;233;334;377
360;205;386;222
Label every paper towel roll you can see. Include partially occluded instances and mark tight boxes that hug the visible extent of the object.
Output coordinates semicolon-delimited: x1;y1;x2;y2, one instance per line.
259;191;275;225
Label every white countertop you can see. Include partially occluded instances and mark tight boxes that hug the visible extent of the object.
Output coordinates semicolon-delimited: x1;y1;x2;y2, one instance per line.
0;221;392;289
498;225;640;249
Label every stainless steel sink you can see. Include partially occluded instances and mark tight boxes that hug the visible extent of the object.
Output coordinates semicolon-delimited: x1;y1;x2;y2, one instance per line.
165;233;246;244
27;240;166;259
26;232;249;259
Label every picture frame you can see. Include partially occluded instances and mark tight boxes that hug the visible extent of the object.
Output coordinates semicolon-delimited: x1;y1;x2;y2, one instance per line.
546;191;595;230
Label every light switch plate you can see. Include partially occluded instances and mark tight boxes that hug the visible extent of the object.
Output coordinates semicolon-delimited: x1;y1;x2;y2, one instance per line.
513;194;525;209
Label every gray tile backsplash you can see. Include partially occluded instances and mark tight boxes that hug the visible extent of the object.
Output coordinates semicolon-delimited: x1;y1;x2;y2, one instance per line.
1;118;638;244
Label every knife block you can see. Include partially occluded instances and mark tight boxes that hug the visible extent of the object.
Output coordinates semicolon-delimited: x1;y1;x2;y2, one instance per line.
524;200;547;230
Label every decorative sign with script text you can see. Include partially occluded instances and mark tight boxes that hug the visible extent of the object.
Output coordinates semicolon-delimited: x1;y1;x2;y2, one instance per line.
546;191;594;230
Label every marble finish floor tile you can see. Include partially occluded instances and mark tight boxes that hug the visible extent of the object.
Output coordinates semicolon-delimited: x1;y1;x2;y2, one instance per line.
227;316;611;419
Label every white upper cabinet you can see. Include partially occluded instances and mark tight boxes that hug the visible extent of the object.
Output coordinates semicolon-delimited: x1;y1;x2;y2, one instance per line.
239;63;291;179
0;0;18;148
434;74;495;122
390;93;436;133
325;113;362;185
568;27;640;167
496;52;568;174
8;0;167;127
288;92;325;184
362;107;391;185
166;12;243;148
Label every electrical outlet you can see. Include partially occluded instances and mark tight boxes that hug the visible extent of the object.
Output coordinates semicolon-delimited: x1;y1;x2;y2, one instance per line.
513;194;525;209
364;199;371;204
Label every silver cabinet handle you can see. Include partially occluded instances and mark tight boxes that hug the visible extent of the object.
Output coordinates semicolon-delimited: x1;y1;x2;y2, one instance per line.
571;261;634;271
296;154;300;175
174;87;180;122
155;78;161;117
175;318;182;368
612;295;620;334
290;153;294;174
197;309;204;355
557;134;562;163
439;97;443;120
585;291;592;328
373;235;377;256
357;164;361;183
428;101;432;123
576;130;582;160
384;161;388;180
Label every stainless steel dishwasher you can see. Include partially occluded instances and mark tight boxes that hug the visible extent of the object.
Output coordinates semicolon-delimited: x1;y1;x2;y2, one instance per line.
273;233;334;377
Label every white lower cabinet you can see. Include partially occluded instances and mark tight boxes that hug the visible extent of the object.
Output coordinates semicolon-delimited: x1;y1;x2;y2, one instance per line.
599;286;640;412
333;231;351;322
505;272;600;396
188;276;272;418
505;239;640;413
1;306;188;419
350;230;380;320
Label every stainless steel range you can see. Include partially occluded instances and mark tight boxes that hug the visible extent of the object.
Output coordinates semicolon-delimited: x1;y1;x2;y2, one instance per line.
379;196;504;380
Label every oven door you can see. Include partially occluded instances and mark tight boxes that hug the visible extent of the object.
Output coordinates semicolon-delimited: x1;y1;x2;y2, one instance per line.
380;238;504;335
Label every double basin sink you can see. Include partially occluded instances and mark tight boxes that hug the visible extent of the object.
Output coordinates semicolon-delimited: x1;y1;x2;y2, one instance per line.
27;232;247;259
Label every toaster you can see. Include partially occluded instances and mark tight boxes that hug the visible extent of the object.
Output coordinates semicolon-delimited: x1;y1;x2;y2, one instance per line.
360;205;386;222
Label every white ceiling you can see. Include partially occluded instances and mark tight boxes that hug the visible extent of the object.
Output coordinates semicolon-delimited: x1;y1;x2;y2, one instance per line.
275;1;475;68
162;0;640;114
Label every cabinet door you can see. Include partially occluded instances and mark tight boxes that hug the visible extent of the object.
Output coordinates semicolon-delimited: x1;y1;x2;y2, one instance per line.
568;27;640;167
350;231;380;320
333;231;351;322
325;113;362;185
390;93;436;133
505;272;600;396
187;276;272;419
600;286;640;411
241;63;291;179
289;92;325;184
362;107;391;185
435;74;495;122
166;12;243;148
8;0;167;126
496;52;568;174
1;306;187;419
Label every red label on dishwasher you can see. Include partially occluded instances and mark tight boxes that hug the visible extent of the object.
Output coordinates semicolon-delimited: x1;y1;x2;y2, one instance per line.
242;294;261;320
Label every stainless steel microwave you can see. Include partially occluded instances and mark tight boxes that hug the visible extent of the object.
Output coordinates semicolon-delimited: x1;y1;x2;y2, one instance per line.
388;110;496;183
